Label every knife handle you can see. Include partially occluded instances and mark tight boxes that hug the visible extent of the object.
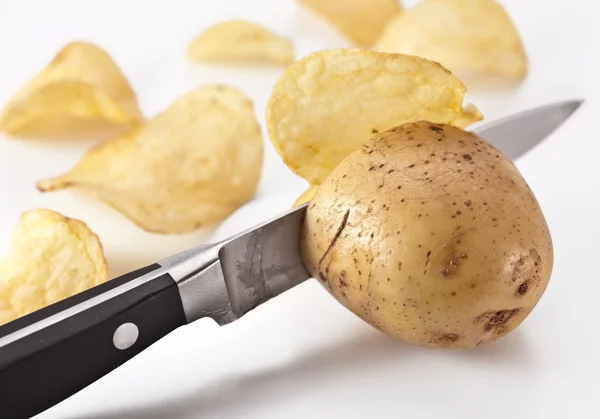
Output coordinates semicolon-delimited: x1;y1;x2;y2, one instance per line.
0;263;187;419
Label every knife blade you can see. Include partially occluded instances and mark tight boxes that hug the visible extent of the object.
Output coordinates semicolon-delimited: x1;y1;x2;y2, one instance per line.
0;99;583;419
472;99;583;160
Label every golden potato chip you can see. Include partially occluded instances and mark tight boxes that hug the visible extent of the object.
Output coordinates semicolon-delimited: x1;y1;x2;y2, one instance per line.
374;0;527;80
298;0;402;46
0;209;108;325
0;41;143;138
187;20;294;66
266;48;482;185
294;185;318;207
36;85;263;234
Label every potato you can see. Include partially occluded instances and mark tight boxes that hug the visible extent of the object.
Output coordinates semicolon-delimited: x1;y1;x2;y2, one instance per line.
301;122;553;349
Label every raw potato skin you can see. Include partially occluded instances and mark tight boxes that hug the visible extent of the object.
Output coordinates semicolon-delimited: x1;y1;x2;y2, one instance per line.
0;209;108;325
298;0;402;46
301;122;553;349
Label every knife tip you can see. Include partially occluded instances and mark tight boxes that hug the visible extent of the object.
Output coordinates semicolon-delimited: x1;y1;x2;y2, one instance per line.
565;98;585;114
546;98;585;123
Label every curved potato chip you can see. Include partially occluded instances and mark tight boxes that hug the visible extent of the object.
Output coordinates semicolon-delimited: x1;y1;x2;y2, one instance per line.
266;48;482;185
374;0;527;80
298;0;402;46
0;209;108;325
37;85;263;234
0;41;143;138
187;20;294;66
294;185;318;207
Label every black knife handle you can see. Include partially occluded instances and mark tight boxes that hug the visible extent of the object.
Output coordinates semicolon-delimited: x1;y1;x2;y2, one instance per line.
0;263;187;419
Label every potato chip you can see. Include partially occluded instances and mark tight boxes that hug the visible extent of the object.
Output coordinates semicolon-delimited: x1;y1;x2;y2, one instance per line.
294;185;318;207
0;209;108;325
266;48;482;185
37;85;263;234
298;0;402;46
187;20;294;66
374;0;527;80
0;41;143;138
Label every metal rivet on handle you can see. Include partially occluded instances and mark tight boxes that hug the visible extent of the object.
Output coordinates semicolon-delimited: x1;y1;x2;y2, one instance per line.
113;323;139;350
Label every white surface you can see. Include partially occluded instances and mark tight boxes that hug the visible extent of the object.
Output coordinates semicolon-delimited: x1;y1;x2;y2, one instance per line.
0;0;599;418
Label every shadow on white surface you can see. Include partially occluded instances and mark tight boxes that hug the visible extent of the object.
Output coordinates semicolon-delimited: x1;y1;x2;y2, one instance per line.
72;329;532;419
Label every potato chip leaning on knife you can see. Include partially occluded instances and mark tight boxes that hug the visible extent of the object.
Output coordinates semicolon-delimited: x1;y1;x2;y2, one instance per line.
265;48;483;205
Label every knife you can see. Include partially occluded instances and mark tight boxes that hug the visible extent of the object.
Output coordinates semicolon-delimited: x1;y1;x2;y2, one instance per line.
0;99;583;419
472;100;582;160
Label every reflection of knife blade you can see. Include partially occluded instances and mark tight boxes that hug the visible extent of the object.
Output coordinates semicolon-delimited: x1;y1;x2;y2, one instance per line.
0;99;583;419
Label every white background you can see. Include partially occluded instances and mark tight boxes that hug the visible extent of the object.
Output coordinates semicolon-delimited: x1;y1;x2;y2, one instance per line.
0;0;599;418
